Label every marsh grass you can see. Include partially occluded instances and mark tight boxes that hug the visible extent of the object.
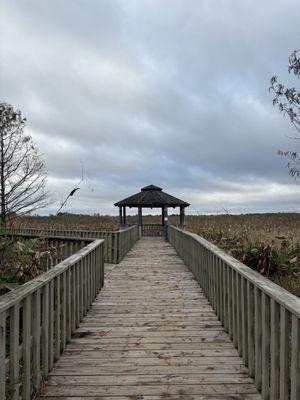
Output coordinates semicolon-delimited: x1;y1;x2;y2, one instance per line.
9;212;300;298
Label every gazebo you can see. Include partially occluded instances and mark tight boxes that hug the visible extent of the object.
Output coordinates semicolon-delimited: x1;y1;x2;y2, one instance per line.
114;184;190;239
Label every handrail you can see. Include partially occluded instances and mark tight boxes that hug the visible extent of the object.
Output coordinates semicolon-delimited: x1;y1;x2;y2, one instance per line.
169;225;300;400
0;238;104;399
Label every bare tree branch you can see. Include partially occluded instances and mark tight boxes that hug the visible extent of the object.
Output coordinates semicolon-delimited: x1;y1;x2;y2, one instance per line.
0;102;50;226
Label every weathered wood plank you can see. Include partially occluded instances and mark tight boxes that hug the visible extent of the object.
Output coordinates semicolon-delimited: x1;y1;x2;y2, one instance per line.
49;364;250;375
41;383;259;396
65;342;234;351
47;374;255;385
59;349;240;358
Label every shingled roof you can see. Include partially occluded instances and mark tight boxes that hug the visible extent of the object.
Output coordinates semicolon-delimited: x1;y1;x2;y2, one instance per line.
114;185;190;208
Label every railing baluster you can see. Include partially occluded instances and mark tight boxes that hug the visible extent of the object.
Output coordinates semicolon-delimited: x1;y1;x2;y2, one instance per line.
270;299;280;400
247;281;255;377
0;311;6;400
32;289;41;391
236;273;242;355
55;276;61;360
49;280;54;370
242;277;248;365
280;306;290;400
80;258;84;321
232;269;237;347
61;272;67;350
255;287;262;391
83;257;88;314
210;252;214;302
75;260;79;328
66;269;72;342
42;283;49;376
215;255;219;316
87;255;91;306
213;254;217;311
227;266;232;339
261;292;270;399
10;305;20;400
71;266;76;333
223;261;228;332
23;296;31;400
219;258;224;326
94;250;97;296
208;251;212;302
291;314;300;400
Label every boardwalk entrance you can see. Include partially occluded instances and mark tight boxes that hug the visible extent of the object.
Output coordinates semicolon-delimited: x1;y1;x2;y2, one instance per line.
40;238;260;399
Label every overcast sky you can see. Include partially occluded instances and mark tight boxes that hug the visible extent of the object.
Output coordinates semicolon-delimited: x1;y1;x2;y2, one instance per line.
1;0;300;215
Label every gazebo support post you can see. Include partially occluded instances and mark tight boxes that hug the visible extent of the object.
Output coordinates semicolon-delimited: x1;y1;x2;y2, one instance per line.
180;206;185;227
138;207;142;238
163;206;168;240
123;206;126;226
119;206;123;227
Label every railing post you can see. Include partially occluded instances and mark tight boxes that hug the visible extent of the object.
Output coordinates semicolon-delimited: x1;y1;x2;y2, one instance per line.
116;232;120;263
163;206;168;240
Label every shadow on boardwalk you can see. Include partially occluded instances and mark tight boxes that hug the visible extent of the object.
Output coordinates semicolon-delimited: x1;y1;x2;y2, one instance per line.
39;238;261;399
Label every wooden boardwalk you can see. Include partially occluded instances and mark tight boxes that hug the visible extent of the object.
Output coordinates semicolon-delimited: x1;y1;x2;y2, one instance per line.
40;238;261;400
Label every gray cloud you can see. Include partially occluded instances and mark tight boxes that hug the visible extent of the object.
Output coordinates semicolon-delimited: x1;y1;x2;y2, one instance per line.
1;0;300;215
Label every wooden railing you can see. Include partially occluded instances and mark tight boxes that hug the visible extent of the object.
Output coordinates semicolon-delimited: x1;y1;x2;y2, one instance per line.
169;225;300;400
0;237;104;400
141;224;163;237
117;225;139;261
5;225;139;264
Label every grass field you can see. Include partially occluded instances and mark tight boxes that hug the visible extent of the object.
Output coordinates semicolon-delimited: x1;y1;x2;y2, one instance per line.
16;213;120;231
12;212;300;297
183;213;300;297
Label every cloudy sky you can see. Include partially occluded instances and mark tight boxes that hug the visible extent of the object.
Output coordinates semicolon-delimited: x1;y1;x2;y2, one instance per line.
1;0;300;215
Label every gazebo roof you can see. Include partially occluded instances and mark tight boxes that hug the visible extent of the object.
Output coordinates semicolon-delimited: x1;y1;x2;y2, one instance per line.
114;185;190;208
